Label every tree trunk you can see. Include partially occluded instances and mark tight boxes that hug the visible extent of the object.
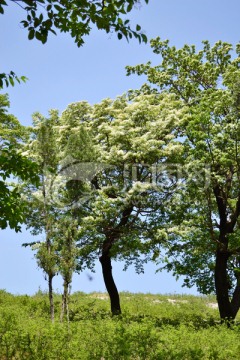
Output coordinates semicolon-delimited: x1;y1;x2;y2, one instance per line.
61;278;70;322
48;273;54;322
99;253;121;315
98;207;133;315
215;248;234;321
231;282;240;319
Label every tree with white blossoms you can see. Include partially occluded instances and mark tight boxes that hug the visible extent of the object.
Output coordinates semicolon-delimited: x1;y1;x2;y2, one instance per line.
0;0;151;235
51;93;184;315
127;39;240;321
75;92;185;314
22;91;185;316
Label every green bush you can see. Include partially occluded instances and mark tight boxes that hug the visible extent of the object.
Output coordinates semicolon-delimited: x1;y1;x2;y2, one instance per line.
0;290;239;359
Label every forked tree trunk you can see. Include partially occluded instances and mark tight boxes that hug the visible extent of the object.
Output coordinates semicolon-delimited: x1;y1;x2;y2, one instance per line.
231;281;240;319
100;252;121;315
60;278;70;322
215;248;240;322
48;273;54;322
213;185;240;322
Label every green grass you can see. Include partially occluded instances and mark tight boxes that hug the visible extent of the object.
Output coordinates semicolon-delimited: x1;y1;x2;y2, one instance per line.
0;290;240;359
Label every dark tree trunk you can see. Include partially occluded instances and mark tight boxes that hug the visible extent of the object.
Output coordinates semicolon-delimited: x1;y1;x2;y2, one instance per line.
231;282;240;319
215;248;234;321
100;253;121;315
98;206;133;315
213;184;238;321
48;273;54;322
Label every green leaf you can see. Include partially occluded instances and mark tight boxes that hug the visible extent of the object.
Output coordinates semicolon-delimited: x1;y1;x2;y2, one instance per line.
141;34;147;43
28;29;35;40
118;18;123;25
35;31;42;41
41;36;47;44
54;4;63;11
127;3;133;12
21;20;29;28
9;77;14;87
20;76;28;83
34;18;41;27
44;19;53;29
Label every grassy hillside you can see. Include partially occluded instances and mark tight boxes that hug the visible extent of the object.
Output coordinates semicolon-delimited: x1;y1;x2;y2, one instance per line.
0;290;240;359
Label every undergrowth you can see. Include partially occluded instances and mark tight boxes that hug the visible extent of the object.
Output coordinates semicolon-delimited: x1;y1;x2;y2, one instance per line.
0;290;239;359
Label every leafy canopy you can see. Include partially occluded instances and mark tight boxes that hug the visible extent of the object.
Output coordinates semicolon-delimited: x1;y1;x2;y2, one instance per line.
0;1;149;87
1;0;149;46
127;38;240;297
0;94;39;231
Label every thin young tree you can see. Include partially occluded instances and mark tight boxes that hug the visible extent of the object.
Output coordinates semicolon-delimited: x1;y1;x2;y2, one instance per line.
22;110;60;321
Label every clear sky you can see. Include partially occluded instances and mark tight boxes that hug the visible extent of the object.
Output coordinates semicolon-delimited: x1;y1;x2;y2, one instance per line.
0;0;239;296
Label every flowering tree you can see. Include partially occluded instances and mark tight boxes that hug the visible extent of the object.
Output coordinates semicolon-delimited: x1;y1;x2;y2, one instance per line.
127;39;240;321
56;93;184;314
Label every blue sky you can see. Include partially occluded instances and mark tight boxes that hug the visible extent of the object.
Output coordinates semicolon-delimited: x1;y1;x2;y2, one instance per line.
0;0;239;296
